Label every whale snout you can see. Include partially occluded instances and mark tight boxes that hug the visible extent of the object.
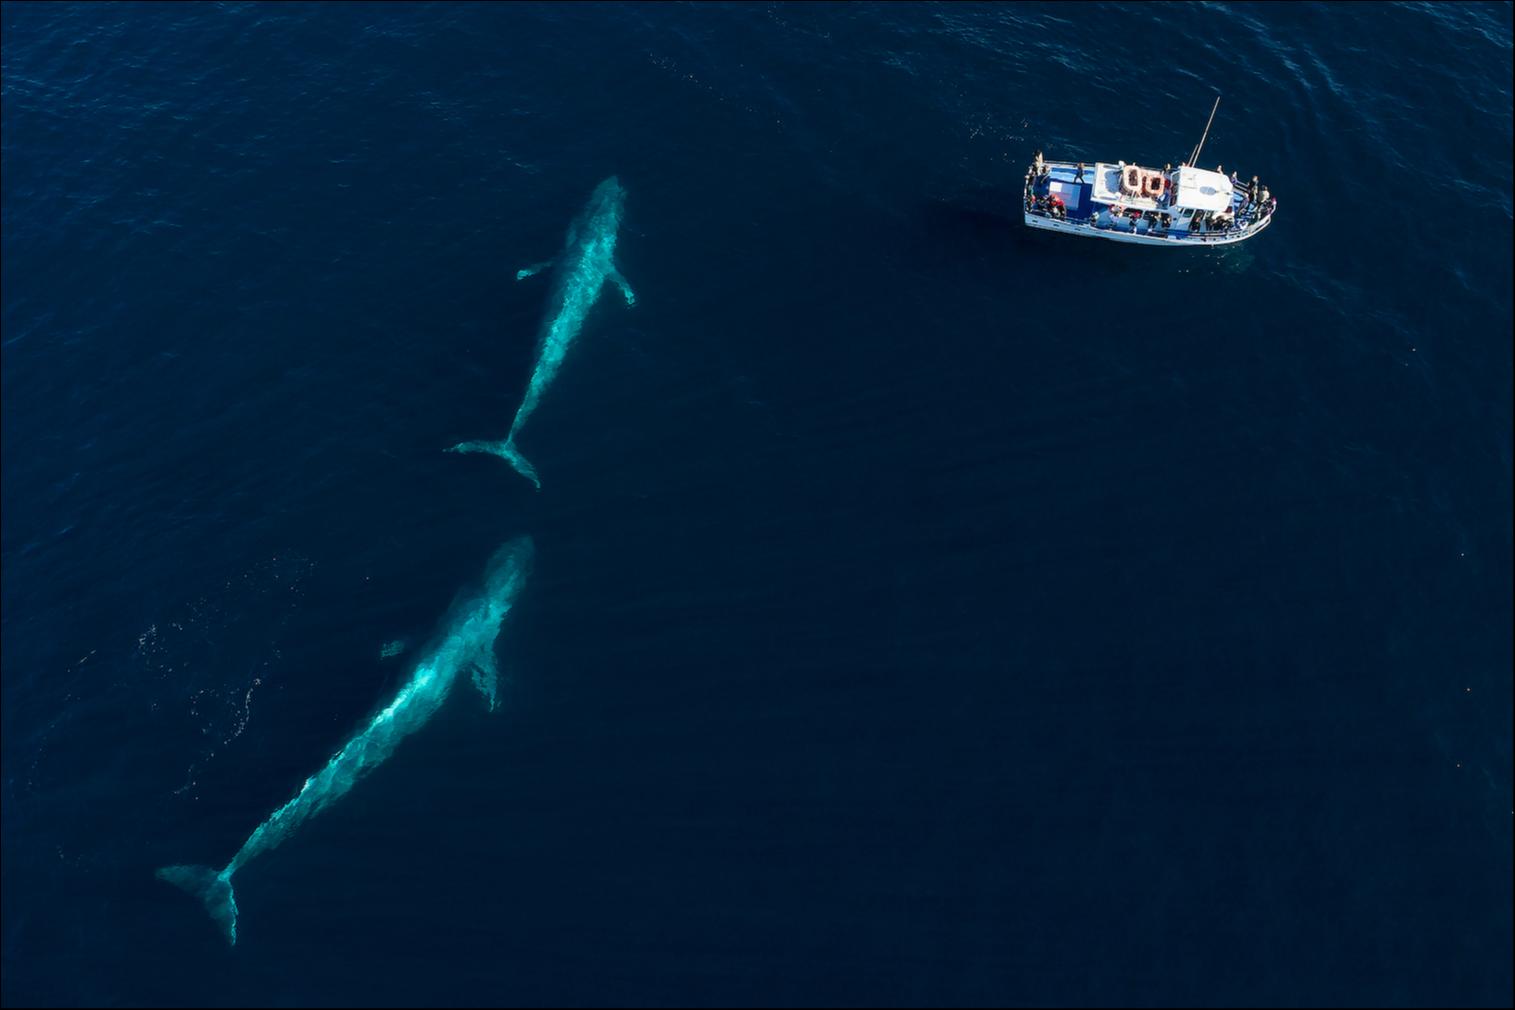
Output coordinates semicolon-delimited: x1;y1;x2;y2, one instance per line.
591;175;626;214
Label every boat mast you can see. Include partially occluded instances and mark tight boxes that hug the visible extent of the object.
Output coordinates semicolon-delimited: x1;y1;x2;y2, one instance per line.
1187;94;1221;167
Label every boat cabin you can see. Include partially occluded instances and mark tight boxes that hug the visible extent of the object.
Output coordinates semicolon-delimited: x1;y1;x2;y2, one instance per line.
1170;166;1234;215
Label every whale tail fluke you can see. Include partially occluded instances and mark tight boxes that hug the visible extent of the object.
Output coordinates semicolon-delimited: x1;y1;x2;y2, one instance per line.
157;864;239;945
446;438;542;490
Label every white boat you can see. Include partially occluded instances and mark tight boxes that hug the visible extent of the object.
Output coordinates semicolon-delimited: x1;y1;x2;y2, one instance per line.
1021;97;1276;247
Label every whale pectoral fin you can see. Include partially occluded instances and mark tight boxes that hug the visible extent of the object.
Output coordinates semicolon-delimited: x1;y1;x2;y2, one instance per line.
610;269;636;307
471;649;501;711
515;259;555;282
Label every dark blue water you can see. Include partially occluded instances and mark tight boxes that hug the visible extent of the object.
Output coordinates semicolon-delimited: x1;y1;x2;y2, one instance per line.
3;3;1511;1006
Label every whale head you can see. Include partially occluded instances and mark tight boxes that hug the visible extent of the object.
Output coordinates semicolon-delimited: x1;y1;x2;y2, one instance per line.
586;175;626;225
479;537;535;604
563;176;626;253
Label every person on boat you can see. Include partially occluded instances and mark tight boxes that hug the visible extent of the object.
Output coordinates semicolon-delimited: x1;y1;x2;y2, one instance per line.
1033;150;1046;177
1247;175;1260;207
1048;193;1066;219
1075;162;1085;183
1258;186;1271;212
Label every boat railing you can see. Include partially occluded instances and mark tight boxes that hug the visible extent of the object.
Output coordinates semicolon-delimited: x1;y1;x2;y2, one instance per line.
1023;203;1273;241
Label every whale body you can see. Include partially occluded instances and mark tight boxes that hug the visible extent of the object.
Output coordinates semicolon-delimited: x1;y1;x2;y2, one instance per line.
157;537;534;944
449;176;635;488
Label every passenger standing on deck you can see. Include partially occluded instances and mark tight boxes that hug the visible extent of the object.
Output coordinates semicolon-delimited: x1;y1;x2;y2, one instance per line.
1033;150;1046;177
1075;162;1085;183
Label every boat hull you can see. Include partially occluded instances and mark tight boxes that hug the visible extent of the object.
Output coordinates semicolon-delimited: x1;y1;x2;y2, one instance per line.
1023;210;1272;247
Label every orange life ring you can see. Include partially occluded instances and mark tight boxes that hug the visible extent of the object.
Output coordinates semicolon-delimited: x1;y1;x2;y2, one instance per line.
1122;165;1141;195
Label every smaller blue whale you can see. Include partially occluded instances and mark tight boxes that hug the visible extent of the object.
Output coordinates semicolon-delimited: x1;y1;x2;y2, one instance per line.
450;176;635;488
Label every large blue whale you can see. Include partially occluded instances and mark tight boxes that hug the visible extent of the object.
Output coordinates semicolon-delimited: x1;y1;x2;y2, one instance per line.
449;176;635;488
157;537;534;944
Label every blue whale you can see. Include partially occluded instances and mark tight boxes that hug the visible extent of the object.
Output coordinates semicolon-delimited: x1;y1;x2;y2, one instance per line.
157;538;534;944
449;176;635;488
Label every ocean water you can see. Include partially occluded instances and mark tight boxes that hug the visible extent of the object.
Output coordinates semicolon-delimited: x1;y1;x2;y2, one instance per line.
2;2;1511;1006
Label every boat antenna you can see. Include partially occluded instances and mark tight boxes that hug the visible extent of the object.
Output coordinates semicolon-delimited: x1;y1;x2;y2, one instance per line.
1187;94;1221;167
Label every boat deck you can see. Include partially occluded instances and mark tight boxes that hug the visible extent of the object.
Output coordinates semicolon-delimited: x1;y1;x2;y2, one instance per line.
1035;164;1098;221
